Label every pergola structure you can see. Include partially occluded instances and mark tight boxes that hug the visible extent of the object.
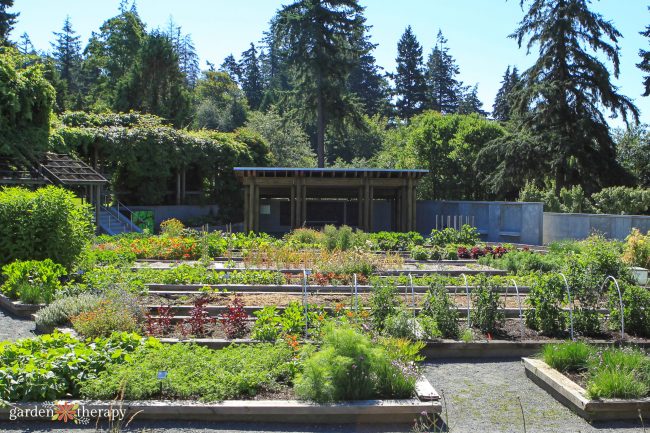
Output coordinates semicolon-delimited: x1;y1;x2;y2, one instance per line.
0;153;108;224
234;167;428;233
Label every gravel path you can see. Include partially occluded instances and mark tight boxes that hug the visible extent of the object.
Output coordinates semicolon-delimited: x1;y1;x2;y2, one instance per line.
0;309;36;342
425;358;648;433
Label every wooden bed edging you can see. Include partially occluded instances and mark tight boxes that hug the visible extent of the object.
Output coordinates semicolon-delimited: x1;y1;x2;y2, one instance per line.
0;293;44;318
523;357;650;421
0;378;441;424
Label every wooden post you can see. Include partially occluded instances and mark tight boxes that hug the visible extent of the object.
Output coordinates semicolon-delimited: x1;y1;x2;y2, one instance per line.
363;177;370;231
368;185;374;232
95;185;101;233
301;182;307;227
294;179;302;228
357;187;363;229
406;177;414;231
253;185;260;232
176;172;181;206
248;182;257;233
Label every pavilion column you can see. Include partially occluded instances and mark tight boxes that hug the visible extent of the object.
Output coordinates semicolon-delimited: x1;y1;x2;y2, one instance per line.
95;184;101;234
368;185;374;232
400;185;408;232
301;183;307;227
294;179;303;229
406;177;415;232
357;187;363;229
253;185;260;232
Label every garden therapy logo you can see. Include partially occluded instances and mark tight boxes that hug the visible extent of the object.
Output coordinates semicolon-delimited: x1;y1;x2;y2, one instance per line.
8;401;126;424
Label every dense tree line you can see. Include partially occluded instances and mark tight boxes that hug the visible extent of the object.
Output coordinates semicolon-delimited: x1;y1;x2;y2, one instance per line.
2;0;650;214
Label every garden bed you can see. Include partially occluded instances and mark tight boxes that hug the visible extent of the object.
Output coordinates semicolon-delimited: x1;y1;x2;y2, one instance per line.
0;293;44;318
523;357;650;421
0;376;440;424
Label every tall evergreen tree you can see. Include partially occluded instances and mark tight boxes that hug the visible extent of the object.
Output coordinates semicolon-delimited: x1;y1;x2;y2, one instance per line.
239;43;264;110
17;32;35;55
275;0;367;167
458;84;487;116
492;66;519;121
393;26;427;119
51;16;82;103
220;54;241;84
347;29;389;116
0;0;17;46
116;31;191;126
482;0;640;196
178;34;200;88
638;7;650;96
425;30;461;113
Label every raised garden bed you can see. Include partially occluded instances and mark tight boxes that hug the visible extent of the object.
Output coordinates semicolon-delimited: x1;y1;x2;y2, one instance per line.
0;293;44;318
523;357;650;421
0;376;441;424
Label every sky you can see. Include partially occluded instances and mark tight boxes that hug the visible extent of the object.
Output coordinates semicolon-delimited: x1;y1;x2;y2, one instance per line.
10;0;650;126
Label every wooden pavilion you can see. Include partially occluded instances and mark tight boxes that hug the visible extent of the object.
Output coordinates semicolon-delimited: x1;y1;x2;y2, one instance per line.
234;167;428;233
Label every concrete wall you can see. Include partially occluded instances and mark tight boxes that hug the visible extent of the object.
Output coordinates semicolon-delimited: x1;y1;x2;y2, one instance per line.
544;212;650;243
129;205;220;230
417;201;544;245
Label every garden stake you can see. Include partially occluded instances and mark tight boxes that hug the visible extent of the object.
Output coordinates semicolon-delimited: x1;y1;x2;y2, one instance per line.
353;273;359;312
511;278;524;338
302;269;309;337
409;273;416;335
600;275;625;340
461;273;471;328
559;273;574;340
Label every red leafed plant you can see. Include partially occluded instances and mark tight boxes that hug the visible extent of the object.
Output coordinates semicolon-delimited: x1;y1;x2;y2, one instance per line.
220;295;249;339
183;297;216;337
145;305;175;336
470;246;486;259
457;246;470;259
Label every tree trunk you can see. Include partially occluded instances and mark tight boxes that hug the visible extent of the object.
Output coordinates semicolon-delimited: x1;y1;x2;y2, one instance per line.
317;89;325;168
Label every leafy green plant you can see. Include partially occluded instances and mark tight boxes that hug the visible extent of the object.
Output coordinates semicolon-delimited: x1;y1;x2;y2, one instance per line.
294;325;418;402
622;228;650;269
421;282;459;339
542;341;592;372
159;218;185;236
429;224;480;247
1;259;66;304
369;282;400;332
0;332;150;402
460;328;474;343
410;245;430;261
525;274;567;336
609;282;650;337
471;277;504;333
417;314;442;340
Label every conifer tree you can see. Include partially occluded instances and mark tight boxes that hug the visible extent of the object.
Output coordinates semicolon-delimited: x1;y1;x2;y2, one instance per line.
51;16;82;97
394;26;427;119
239;43;264;110
638;7;650;96
275;0;367;167
458;84;486;116
17;32;35;55
481;0;640;196
492;66;519;121
220;54;241;84
0;0;17;46
425;30;461;113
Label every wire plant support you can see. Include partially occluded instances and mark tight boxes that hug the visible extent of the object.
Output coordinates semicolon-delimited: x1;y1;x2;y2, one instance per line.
559;273;575;340
461;273;471;328
600;275;625;341
409;273;416;335
510;279;525;338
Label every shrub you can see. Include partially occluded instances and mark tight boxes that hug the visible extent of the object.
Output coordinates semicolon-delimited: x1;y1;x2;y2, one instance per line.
1;259;66;304
609;283;650;337
422;282;459;339
220;295;249;339
285;228;322;246
369;282;400;332
591;187;650;215
471;277;504;333
0;186;93;269
369;231;423;251
622;228;650;269
35;293;103;329
159;218;185;236
542;341;592;372
294;326;418;402
80;342;295;402
525;274;567;336
72;298;141;338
